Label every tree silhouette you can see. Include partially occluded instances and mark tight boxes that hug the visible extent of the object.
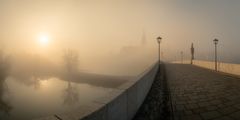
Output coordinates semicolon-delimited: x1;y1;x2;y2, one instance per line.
62;49;79;75
62;49;79;105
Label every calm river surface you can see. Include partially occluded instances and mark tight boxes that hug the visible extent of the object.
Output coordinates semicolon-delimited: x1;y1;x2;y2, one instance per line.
0;77;113;120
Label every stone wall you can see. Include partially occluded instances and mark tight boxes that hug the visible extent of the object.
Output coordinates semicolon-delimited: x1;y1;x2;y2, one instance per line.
172;60;240;77
193;60;240;76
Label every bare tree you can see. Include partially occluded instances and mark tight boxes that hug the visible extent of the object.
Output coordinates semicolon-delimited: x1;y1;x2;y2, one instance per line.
62;49;79;75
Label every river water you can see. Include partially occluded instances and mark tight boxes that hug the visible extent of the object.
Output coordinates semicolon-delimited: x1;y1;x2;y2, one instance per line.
0;77;113;120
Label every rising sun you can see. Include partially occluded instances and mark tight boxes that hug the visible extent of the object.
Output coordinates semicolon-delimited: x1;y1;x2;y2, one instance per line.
38;34;49;46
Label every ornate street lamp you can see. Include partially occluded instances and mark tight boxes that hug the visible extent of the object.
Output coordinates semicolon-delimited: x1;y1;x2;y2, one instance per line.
157;36;162;64
213;39;219;71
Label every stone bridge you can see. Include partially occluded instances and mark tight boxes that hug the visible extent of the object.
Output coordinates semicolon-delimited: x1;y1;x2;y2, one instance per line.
36;63;240;120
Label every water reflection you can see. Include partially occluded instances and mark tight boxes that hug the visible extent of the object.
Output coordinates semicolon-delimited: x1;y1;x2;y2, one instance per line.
10;69;54;90
63;81;79;105
0;50;129;120
0;76;114;120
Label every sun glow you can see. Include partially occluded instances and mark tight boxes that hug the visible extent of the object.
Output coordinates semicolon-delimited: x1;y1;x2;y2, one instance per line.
38;34;49;46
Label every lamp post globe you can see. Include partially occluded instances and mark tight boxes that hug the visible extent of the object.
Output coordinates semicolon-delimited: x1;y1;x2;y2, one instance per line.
213;38;219;45
157;37;162;44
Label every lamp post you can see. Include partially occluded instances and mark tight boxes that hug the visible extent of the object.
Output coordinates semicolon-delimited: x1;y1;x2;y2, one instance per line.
157;36;162;64
213;39;219;71
181;51;183;64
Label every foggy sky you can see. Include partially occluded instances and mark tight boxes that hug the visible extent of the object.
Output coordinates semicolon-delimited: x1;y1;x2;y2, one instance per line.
0;0;240;63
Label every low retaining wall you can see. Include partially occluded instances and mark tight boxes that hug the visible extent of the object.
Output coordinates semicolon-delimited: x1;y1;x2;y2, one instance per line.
172;60;240;77
193;60;240;76
35;62;159;120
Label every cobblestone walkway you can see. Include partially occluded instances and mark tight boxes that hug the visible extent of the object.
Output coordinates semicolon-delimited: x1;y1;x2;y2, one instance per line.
166;64;240;120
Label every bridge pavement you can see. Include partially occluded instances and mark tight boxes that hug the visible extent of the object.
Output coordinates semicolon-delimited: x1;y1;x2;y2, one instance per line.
166;64;240;120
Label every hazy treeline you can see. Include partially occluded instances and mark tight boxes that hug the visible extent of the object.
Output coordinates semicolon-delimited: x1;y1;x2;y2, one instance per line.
7;49;81;86
0;49;135;88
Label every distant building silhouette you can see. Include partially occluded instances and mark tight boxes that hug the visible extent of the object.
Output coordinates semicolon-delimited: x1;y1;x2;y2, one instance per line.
120;30;147;54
